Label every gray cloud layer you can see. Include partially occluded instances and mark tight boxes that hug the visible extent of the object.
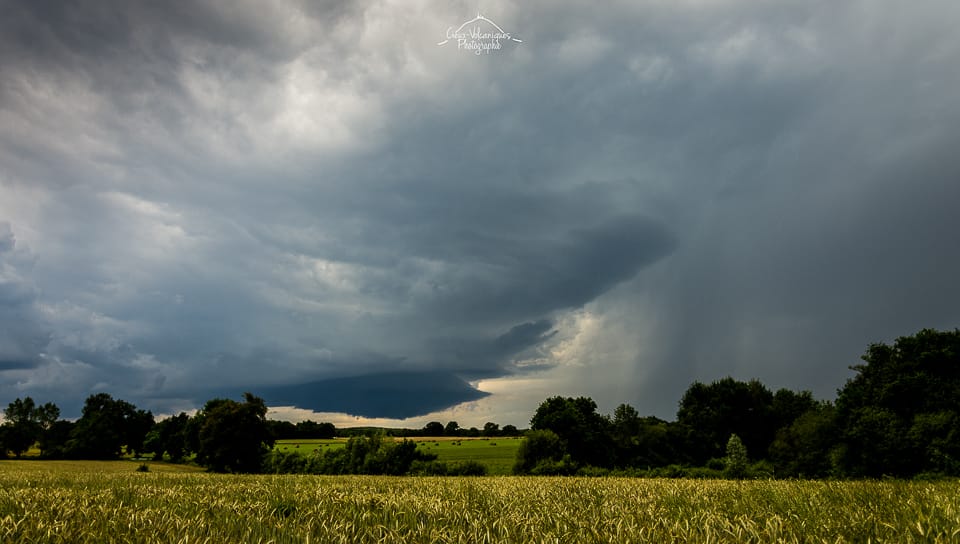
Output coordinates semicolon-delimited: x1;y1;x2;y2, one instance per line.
1;0;959;421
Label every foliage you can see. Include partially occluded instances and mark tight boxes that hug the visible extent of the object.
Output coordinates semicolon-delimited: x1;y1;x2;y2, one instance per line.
835;328;960;477
38;420;75;459
611;406;687;468
143;412;191;462
768;402;837;478
513;429;565;474
412;459;488;476
64;393;154;460
422;421;445;436
263;434;435;475
266;419;337;440
1;397;61;458
194;393;274;473
677;378;776;464
528;396;614;468
3;398;41;457
724;434;748;479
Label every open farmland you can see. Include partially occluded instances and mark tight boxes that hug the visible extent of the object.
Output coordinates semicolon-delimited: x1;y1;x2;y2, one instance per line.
0;460;204;474
274;437;522;475
1;464;958;543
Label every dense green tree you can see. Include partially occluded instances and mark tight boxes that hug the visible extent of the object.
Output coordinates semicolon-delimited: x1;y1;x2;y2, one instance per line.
423;421;445;436
611;403;641;466
319;422;336;439
296;420;335;439
835;328;960;477
2;398;60;457
65;394;151;459
501;424;518;436
125;408;155;458
330;433;434;475
724;434;748;479
612;404;641;433
38;420;74;459
267;420;297;440
513;429;570;474
264;433;435;475
630;416;691;468
143;429;163;461
144;412;192;462
907;411;960;475
677;378;775;464
482;422;500;437
444;421;460;436
3;397;44;457
529;396;614;468
771;389;818;431
194;393;274;473
768;402;837;478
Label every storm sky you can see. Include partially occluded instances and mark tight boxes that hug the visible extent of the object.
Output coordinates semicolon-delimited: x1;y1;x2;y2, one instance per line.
2;0;959;426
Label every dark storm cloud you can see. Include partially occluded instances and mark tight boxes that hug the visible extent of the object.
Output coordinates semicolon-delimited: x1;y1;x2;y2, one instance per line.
1;0;959;421
402;213;675;325
241;371;490;419
0;223;48;371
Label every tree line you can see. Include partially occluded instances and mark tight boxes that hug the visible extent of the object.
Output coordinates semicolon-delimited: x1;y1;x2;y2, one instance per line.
2;327;957;477
0;392;307;473
371;420;520;438
515;328;960;478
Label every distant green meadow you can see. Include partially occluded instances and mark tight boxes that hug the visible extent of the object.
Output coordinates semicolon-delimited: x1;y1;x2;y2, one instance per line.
1;461;958;543
274;436;522;475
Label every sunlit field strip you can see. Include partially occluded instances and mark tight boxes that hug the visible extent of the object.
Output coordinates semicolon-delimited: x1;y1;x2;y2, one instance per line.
0;460;205;473
274;437;522;475
1;467;958;543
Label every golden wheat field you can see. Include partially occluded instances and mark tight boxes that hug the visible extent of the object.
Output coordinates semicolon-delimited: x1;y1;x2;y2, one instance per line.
1;462;958;543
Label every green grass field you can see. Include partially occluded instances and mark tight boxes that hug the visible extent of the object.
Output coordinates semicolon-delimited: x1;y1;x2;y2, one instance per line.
0;462;958;543
274;436;522;475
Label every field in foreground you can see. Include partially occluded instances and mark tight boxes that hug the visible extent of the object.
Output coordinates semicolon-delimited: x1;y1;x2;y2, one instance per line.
0;465;958;543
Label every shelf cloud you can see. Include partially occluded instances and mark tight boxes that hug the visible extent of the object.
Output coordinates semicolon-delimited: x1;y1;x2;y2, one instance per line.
2;1;959;423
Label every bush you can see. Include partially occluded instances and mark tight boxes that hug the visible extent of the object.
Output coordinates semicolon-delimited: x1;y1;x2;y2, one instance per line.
575;465;610;477
705;458;725;471
529;455;578;476
411;460;449;475
449;460;487;476
685;466;723;479
748;460;775;479
264;450;309;474
406;459;490;476
513;430;567;474
265;435;436;476
647;464;688;478
724;434;748;479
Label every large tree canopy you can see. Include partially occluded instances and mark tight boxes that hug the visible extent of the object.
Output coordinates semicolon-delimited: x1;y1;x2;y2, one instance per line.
529;396;614;468
2;397;58;457
194;393;274;473
835;328;960;477
64;393;153;460
676;378;776;464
